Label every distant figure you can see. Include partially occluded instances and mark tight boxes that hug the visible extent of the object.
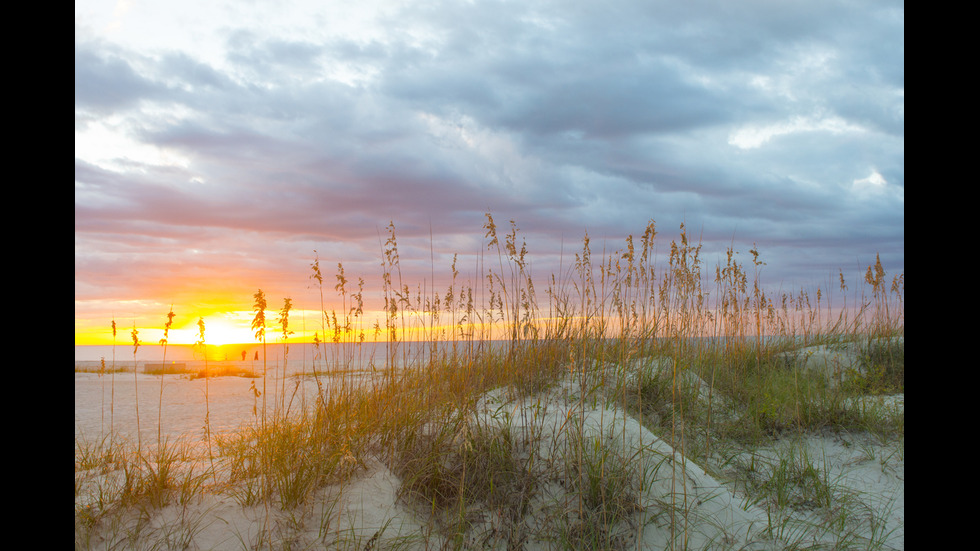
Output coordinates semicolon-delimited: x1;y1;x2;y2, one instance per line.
254;351;259;361
241;350;247;362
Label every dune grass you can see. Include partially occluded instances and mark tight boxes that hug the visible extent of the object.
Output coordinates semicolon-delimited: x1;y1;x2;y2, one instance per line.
75;214;904;550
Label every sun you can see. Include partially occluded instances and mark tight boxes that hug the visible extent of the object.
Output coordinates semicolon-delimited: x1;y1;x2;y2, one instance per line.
173;315;255;347
204;318;257;346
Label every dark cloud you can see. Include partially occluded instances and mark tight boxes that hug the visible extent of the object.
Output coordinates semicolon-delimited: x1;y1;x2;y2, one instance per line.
75;0;903;335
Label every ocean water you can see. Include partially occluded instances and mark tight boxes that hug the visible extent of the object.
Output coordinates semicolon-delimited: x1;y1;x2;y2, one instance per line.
74;370;380;448
74;341;505;374
74;336;837;447
74;340;502;446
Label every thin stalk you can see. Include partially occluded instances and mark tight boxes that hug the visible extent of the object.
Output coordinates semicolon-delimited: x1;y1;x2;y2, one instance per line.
131;322;141;456
158;305;175;450
110;318;116;439
251;288;269;540
197;317;216;485
277;297;294;416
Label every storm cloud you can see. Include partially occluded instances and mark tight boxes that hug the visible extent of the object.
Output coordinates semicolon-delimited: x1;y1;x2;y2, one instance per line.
75;0;903;340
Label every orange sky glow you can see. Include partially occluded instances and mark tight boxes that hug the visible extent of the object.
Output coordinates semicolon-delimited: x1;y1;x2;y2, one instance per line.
75;1;903;358
75;306;383;347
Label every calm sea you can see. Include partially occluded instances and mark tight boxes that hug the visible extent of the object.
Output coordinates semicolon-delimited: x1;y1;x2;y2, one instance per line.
74;340;508;375
76;335;826;377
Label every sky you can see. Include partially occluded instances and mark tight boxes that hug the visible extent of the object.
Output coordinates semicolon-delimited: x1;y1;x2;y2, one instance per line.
75;0;904;347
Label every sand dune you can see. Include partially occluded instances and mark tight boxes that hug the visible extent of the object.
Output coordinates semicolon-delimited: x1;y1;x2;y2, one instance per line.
75;350;903;550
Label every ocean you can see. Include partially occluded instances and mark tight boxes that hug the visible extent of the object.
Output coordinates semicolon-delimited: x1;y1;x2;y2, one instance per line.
73;341;437;446
74;340;508;376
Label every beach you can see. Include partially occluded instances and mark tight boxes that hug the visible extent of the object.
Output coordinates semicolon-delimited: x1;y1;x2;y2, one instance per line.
75;342;903;550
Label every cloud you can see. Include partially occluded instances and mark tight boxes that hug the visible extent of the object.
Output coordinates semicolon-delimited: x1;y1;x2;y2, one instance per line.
727;115;869;150
74;0;904;340
74;43;161;113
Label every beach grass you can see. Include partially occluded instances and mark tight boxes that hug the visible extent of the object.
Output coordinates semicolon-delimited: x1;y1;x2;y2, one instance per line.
75;214;904;550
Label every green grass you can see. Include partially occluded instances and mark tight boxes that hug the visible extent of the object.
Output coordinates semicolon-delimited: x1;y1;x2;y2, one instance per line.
75;214;904;550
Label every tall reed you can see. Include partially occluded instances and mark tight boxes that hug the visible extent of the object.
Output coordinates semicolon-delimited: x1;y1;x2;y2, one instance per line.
251;290;268;429
196;317;216;483
99;356;106;436
158;305;175;450
277;297;293;415
110;318;116;438
250;288;271;545
130;322;141;455
308;251;327;403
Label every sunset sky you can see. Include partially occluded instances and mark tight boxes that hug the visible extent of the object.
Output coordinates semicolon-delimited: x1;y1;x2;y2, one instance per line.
75;0;904;347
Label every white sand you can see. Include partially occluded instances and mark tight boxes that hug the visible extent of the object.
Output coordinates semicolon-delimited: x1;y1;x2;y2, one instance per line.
75;356;903;550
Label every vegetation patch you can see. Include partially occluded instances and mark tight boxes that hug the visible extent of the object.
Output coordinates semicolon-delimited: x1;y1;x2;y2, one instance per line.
75;215;904;550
